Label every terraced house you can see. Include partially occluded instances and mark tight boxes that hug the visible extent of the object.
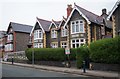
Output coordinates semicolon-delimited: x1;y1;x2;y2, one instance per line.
5;22;33;53
30;3;112;48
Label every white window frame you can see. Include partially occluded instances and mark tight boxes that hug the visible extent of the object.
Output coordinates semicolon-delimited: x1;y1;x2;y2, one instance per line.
34;43;43;48
51;43;58;48
71;20;84;34
61;28;67;37
7;34;13;41
5;44;13;51
34;29;43;40
71;38;86;48
51;29;57;38
61;42;67;48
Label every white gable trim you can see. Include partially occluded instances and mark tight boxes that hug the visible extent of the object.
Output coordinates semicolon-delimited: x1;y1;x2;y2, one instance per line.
107;0;120;20
49;21;58;30
64;6;91;28
30;19;45;36
59;18;66;28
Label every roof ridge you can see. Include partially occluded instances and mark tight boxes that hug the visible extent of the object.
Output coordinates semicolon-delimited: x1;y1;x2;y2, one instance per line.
36;17;51;22
10;22;33;27
75;4;99;17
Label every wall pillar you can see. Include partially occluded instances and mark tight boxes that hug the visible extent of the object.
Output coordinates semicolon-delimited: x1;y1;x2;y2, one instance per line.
87;24;91;45
112;15;116;38
43;33;46;48
67;25;70;48
94;26;97;41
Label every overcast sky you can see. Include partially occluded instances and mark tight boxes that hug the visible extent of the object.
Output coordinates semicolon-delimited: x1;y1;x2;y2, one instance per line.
0;0;118;31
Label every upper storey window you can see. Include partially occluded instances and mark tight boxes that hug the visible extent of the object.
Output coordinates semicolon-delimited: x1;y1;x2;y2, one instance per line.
51;29;57;38
71;20;84;34
34;29;43;40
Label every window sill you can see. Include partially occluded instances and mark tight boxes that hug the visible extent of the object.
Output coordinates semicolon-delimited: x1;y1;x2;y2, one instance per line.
71;32;85;34
61;36;67;37
51;37;57;39
34;38;43;40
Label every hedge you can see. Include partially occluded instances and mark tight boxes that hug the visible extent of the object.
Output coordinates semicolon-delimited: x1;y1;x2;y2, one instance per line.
90;36;120;64
70;48;77;60
76;45;90;68
25;48;65;61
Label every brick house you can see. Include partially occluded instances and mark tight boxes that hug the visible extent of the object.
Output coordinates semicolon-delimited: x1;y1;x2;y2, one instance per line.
59;17;68;48
30;17;51;48
64;3;104;48
107;0;120;37
5;22;33;53
49;19;61;48
31;3;112;48
0;31;7;58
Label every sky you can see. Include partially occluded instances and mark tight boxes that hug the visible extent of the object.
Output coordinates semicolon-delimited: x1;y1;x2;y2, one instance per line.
0;0;118;31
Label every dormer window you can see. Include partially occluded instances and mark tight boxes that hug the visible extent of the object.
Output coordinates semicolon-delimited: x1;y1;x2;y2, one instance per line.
51;29;57;38
61;28;67;37
71;20;84;34
34;29;43;40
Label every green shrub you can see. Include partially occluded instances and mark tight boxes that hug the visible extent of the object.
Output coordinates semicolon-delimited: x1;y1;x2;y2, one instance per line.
90;36;120;64
70;48;77;60
76;45;90;69
25;48;65;61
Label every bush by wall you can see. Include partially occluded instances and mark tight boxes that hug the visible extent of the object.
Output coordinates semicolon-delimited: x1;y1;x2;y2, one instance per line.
90;36;120;64
69;48;77;60
25;48;65;61
76;45;90;69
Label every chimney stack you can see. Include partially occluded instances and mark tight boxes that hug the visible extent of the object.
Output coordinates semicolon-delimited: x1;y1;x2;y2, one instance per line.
67;4;73;18
102;8;107;15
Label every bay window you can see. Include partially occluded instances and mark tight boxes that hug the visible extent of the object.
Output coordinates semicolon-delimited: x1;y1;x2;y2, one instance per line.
71;39;85;48
61;28;67;37
71;20;84;34
51;29;57;38
34;30;43;40
5;44;13;51
34;43;43;48
51;43;58;48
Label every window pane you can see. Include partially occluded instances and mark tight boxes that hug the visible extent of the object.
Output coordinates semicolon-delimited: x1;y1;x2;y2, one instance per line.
76;23;79;32
72;44;75;48
80;24;84;32
72;40;75;43
76;39;79;42
81;39;84;42
72;22;75;33
76;44;79;48
80;21;83;23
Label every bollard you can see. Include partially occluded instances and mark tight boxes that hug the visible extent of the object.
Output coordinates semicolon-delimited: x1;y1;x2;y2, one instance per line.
83;61;86;73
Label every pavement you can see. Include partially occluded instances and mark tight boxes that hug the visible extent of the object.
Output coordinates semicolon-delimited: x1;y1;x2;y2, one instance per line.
2;61;120;78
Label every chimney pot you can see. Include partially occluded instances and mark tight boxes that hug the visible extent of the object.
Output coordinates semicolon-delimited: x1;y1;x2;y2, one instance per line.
102;8;107;14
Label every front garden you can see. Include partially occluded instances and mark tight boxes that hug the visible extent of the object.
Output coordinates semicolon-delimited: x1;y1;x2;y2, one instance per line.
25;36;120;70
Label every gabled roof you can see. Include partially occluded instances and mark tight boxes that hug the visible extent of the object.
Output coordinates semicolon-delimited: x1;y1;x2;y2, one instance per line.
59;16;66;28
30;17;51;36
107;0;120;20
49;19;61;29
37;17;51;31
64;3;103;27
7;22;33;34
